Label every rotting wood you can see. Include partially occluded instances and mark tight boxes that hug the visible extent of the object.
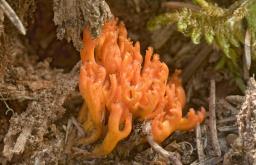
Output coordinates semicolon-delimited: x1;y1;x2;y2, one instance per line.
237;78;256;163
53;0;112;50
223;78;256;164
3;121;34;160
2;60;80;161
12;125;33;154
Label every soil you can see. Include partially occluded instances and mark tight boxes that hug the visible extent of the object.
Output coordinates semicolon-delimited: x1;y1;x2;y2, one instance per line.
0;0;255;164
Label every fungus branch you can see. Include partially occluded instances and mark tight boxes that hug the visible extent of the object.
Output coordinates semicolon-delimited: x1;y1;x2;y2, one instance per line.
78;19;206;156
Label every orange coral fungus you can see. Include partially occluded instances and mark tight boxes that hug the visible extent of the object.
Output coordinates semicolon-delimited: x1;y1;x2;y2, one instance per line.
78;19;206;156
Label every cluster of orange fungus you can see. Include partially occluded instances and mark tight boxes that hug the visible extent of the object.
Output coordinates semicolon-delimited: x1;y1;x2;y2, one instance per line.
78;19;206;156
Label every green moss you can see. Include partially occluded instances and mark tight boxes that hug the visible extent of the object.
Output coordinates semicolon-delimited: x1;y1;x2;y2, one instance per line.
148;0;256;90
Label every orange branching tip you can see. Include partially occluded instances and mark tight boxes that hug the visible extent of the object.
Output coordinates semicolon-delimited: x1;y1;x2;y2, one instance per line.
78;19;206;156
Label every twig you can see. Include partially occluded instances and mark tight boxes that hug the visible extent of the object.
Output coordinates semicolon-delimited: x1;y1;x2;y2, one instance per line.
191;156;223;165
0;0;26;35
70;61;81;76
217;116;237;124
182;45;212;83
65;128;77;154
0;92;14;115
71;116;85;137
218;99;238;113
64;116;85;154
217;126;238;132
196;124;205;164
65;119;73;144
225;95;244;105
72;147;92;157
132;0;141;13
209;79;221;156
162;2;200;12
143;122;182;165
0;95;35;101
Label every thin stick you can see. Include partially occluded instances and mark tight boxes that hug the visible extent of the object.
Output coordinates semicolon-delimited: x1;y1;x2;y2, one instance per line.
196;124;205;164
162;2;200;12
209;79;221;156
218;99;238;113
225;95;244;104
182;45;212;83
65;119;73;144
143;122;182;165
217;126;238;132
71;116;85;137
70;61;81;76
217;116;237;124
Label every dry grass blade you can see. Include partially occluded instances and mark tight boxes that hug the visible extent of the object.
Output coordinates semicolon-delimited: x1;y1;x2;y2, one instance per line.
243;29;251;79
0;0;26;35
244;29;251;70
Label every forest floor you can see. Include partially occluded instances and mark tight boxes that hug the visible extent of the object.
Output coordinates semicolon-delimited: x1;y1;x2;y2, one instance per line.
0;0;255;164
